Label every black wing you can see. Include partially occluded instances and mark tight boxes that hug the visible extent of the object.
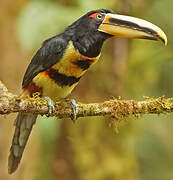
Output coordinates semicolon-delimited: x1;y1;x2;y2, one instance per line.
22;35;68;88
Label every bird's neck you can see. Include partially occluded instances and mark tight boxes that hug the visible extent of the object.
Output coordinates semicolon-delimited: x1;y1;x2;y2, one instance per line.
73;35;105;58
64;29;109;58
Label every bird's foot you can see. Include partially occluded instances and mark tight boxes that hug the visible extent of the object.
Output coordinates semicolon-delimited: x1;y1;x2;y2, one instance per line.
66;99;78;122
44;96;55;117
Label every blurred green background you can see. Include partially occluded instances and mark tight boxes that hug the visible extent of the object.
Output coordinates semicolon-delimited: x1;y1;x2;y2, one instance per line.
0;0;173;179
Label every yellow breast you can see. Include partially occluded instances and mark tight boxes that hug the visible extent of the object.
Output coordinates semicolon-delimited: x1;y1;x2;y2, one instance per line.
52;41;101;77
29;40;101;100
33;73;78;100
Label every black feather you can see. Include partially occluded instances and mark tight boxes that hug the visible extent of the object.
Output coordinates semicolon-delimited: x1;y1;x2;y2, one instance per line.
22;35;68;88
48;68;81;87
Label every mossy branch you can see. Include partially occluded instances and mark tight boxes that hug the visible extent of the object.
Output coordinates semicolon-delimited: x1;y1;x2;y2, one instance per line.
0;80;173;124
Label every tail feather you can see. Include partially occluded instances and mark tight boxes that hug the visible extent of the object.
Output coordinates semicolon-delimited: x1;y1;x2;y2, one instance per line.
8;112;37;174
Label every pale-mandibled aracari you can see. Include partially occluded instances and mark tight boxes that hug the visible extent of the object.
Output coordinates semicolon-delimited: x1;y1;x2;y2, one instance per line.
8;9;167;174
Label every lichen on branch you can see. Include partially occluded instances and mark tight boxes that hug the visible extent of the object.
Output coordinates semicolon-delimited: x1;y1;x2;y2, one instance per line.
0;80;172;127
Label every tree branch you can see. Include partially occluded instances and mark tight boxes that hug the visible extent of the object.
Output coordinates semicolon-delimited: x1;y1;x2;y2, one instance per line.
0;80;173;125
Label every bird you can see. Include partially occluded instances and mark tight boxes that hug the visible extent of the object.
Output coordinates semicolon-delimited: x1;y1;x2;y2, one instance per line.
8;9;167;174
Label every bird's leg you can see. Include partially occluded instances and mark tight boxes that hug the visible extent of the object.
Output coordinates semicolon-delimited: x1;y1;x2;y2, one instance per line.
44;97;78;121
66;99;78;122
44;96;55;116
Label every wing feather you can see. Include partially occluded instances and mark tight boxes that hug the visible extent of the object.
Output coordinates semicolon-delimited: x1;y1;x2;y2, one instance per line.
22;35;68;88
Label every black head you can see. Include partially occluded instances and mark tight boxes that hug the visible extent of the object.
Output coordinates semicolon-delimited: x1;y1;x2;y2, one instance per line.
65;9;114;57
64;9;167;57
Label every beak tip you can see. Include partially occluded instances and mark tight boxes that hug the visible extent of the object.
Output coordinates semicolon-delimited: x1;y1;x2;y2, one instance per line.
160;38;167;46
157;32;167;46
164;39;168;46
162;37;167;46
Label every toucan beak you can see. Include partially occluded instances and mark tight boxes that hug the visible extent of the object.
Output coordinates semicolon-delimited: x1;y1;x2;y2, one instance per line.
98;13;167;45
